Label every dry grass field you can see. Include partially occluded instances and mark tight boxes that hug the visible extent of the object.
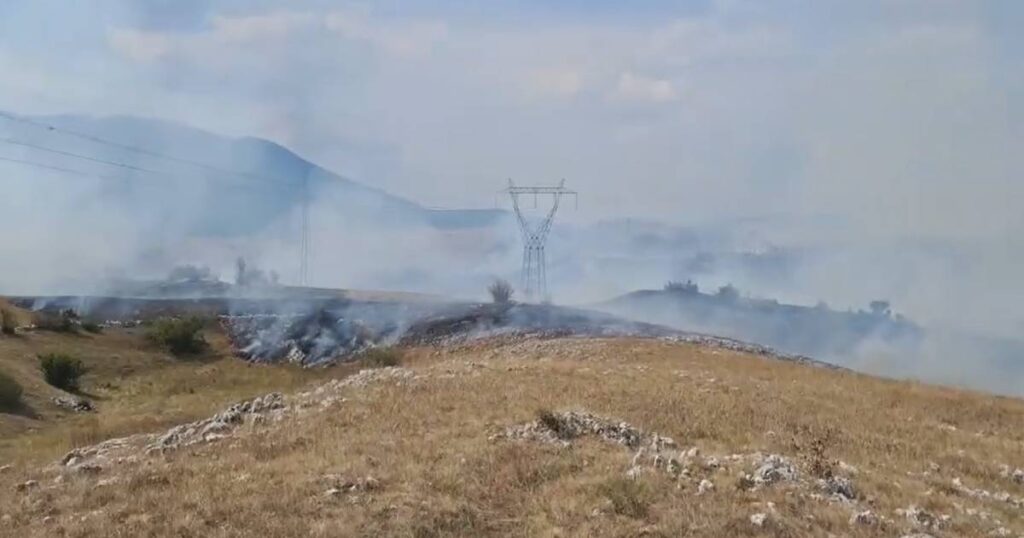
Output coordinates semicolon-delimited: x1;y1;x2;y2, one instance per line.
2;329;1023;537
0;300;338;461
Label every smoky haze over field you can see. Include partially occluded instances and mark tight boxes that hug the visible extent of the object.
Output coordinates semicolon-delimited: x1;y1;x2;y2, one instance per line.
1;1;1023;393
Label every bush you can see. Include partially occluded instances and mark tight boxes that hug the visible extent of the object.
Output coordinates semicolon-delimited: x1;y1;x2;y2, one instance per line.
596;477;654;519
488;279;514;304
1;308;16;335
39;353;87;392
360;347;403;368
80;320;103;334
664;280;698;294
34;309;79;333
715;284;740;302
0;370;22;409
147;317;207;355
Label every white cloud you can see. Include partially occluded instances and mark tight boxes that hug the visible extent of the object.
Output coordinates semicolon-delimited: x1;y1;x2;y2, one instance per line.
324;10;447;57
209;11;316;44
107;28;174;63
609;72;678;103
522;68;584;99
107;12;317;66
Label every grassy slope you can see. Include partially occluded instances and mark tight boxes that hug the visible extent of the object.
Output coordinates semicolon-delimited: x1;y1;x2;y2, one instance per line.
1;337;1023;537
0;307;339;463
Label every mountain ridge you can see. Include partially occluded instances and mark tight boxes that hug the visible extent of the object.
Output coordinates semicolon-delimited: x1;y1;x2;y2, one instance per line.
1;111;506;234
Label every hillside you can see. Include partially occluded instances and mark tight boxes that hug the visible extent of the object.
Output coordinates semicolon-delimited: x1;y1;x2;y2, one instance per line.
0;112;505;234
598;288;924;362
2;324;1023;536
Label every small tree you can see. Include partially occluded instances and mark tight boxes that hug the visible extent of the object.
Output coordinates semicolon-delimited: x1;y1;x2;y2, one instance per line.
0;370;22;409
235;257;247;286
147;317;208;355
488;279;514;304
34;309;79;333
0;308;16;335
39;353;87;392
716;284;740;302
869;300;891;317
664;280;698;294
168;264;213;282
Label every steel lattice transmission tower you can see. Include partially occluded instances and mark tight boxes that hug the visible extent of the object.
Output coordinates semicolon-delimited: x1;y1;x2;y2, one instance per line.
503;179;577;301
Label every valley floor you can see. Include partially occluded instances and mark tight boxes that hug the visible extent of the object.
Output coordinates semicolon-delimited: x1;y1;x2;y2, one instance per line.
2;336;1024;537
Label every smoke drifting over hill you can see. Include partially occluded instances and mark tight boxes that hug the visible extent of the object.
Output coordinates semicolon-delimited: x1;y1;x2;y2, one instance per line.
1;1;1023;393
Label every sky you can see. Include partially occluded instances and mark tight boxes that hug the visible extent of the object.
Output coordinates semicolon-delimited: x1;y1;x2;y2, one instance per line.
1;0;1024;342
1;0;1021;236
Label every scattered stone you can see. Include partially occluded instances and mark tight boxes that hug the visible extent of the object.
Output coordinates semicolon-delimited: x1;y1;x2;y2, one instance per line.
750;513;767;527
697;479;714;495
951;477;1024;508
52;396;94;413
74;463;103;475
999;465;1024;485
819;475;856;501
849;510;878;526
14;480;38;492
494;410;671;451
325;367;416;390
321;475;380;496
745;454;798;488
324;487;342;498
0;464;11;474
146;392;286;453
897;506;939;530
625;466;644;480
837;461;859;475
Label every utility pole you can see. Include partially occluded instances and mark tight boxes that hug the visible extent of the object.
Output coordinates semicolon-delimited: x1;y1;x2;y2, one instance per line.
503;179;577;302
299;176;310;287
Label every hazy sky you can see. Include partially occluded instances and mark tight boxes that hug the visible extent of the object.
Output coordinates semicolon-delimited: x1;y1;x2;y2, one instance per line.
2;0;1021;237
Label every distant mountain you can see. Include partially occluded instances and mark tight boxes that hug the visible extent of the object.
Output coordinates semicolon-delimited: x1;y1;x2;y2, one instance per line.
0;112;505;235
595;287;924;361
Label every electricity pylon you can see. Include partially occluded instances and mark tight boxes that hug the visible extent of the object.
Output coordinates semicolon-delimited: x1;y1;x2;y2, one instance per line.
503;179;577;302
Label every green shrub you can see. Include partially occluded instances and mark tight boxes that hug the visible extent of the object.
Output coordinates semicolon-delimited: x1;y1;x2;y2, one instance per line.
0;309;16;335
146;317;207;355
80;320;103;334
0;370;22;409
360;347;403;368
34;309;79;333
39;353;87;392
596;477;654;519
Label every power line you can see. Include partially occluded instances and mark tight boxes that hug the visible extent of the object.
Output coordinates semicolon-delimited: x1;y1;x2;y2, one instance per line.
0;155;133;183
0;111;298;189
1;136;178;178
0;115;316;285
0;136;292;194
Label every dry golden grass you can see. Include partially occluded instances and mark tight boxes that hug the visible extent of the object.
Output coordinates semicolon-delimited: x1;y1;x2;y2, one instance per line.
1;337;1023;537
0;321;341;463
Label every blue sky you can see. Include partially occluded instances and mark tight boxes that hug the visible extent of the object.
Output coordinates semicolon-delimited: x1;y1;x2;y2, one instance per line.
1;0;1022;239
